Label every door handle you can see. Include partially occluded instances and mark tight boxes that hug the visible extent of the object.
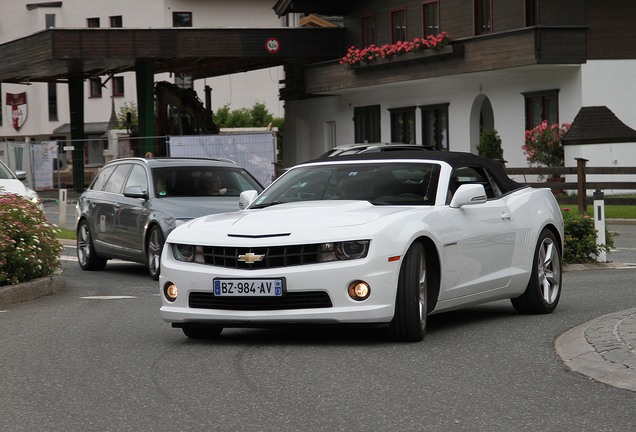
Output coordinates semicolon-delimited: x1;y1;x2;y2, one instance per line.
500;212;511;222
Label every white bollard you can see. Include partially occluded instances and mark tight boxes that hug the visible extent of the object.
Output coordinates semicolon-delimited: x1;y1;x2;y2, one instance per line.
593;190;606;263
59;188;67;230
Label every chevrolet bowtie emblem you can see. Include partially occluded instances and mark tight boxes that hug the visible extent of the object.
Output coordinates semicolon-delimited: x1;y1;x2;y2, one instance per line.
238;252;265;263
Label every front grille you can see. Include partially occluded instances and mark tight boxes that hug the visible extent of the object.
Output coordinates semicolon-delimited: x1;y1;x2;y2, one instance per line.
201;244;322;270
189;291;333;311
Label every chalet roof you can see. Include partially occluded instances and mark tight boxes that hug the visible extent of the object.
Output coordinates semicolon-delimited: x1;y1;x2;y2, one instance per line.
562;106;636;145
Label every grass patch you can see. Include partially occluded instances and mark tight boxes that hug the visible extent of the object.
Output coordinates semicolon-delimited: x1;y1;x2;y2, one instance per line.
57;228;76;240
560;205;636;219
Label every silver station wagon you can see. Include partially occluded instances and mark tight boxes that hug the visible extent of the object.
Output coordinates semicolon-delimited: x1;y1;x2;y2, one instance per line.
75;157;263;279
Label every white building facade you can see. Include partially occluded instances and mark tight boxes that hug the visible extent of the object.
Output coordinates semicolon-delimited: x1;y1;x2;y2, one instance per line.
0;0;285;145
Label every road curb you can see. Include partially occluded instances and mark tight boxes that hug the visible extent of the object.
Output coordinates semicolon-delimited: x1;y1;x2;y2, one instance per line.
555;311;636;392
0;269;65;307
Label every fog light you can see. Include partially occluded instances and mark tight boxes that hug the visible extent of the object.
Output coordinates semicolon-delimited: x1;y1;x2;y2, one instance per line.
164;282;178;302
348;281;370;301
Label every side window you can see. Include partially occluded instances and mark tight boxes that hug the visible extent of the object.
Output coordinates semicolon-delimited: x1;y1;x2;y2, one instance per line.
91;165;116;191
447;166;500;203
103;164;132;194
124;165;148;193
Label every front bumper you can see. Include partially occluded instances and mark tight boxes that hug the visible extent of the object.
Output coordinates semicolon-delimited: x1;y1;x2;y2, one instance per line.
159;246;401;327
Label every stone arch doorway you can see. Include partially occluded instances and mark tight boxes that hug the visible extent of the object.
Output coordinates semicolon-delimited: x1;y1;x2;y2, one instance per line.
469;94;494;154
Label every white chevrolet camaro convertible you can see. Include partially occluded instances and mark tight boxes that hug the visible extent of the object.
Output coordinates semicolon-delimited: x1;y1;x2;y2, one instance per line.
160;151;563;342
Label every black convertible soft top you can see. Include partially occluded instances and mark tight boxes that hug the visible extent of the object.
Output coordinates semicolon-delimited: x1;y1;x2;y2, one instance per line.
304;150;525;194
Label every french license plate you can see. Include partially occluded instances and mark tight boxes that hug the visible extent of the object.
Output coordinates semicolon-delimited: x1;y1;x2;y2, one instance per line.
214;278;283;296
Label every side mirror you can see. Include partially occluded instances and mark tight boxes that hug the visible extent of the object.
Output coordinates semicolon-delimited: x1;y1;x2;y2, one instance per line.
238;190;259;209
123;185;148;200
15;170;27;181
449;184;487;209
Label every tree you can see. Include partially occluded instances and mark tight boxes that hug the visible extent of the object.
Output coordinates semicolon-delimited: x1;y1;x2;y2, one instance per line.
476;129;504;160
116;101;138;131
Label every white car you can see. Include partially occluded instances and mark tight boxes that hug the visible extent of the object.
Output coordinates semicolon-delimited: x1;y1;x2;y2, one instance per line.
0;159;42;210
160;151;563;342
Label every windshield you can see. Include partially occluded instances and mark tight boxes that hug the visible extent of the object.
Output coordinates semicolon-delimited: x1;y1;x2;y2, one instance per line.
151;166;263;198
253;162;440;207
0;161;16;180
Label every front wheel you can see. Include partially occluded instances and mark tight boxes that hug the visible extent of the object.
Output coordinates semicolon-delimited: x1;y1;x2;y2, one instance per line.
147;226;164;281
182;325;223;339
389;242;427;342
511;229;562;314
76;220;107;271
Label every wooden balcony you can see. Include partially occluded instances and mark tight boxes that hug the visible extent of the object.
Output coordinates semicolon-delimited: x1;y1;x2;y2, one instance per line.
299;26;587;96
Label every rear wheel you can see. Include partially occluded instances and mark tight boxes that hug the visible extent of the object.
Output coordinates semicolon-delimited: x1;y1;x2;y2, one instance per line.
182;325;223;339
147;226;164;280
511;229;562;314
389;242;427;342
76;220;107;271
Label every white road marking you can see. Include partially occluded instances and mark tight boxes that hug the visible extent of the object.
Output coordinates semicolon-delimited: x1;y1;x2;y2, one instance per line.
80;296;137;300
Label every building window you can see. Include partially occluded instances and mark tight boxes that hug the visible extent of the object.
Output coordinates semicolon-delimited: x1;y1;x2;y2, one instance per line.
173;12;192;27
112;77;124;97
45;14;55;28
48;83;58;121
175;74;193;89
89;78;102;98
523;90;559;130
391;7;407;43
361;14;376;47
421;104;449;150
354;105;381;143
87;17;100;28
474;0;492;35
525;0;540;26
422;1;439;37
110;16;123;27
389;107;416;144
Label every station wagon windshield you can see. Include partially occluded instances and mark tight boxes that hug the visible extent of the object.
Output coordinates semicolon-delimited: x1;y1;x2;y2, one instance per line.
253;162;440;207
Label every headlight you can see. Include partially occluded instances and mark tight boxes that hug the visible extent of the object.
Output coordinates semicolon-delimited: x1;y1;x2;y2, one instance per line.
175;218;191;227
172;244;204;263
318;240;370;262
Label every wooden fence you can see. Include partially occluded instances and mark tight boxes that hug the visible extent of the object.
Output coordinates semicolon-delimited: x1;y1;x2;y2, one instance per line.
504;158;636;215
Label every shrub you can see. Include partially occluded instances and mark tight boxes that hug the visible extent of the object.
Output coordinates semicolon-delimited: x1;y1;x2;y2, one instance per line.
0;192;62;286
562;209;614;264
476;129;504;160
522;121;571;168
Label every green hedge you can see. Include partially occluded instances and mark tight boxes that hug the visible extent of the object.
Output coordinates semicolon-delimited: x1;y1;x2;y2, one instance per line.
0;192;62;286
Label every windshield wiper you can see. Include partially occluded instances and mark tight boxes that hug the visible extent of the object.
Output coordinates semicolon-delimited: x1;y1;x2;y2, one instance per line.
250;200;285;209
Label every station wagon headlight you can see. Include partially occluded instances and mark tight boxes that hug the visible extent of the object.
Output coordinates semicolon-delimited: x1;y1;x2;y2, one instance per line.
172;244;205;263
175;218;191;228
318;240;370;262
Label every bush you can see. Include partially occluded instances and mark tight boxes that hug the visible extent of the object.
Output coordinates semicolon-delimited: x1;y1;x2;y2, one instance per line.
562;209;614;264
0;192;63;286
476;129;503;160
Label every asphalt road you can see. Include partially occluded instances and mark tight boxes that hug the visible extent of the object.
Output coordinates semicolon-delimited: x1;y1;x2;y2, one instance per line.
1;250;635;432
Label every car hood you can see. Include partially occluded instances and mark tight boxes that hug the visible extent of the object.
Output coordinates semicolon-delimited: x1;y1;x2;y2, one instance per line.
0;179;29;196
172;201;410;243
152;196;240;219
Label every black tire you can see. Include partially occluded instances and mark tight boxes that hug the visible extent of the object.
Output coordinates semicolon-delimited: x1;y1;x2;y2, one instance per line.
76;220;107;271
389;242;427;342
147;226;164;281
182;325;223;339
511;229;562;314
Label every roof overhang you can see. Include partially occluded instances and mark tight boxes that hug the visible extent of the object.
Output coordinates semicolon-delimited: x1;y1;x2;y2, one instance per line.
273;0;350;17
0;27;344;83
